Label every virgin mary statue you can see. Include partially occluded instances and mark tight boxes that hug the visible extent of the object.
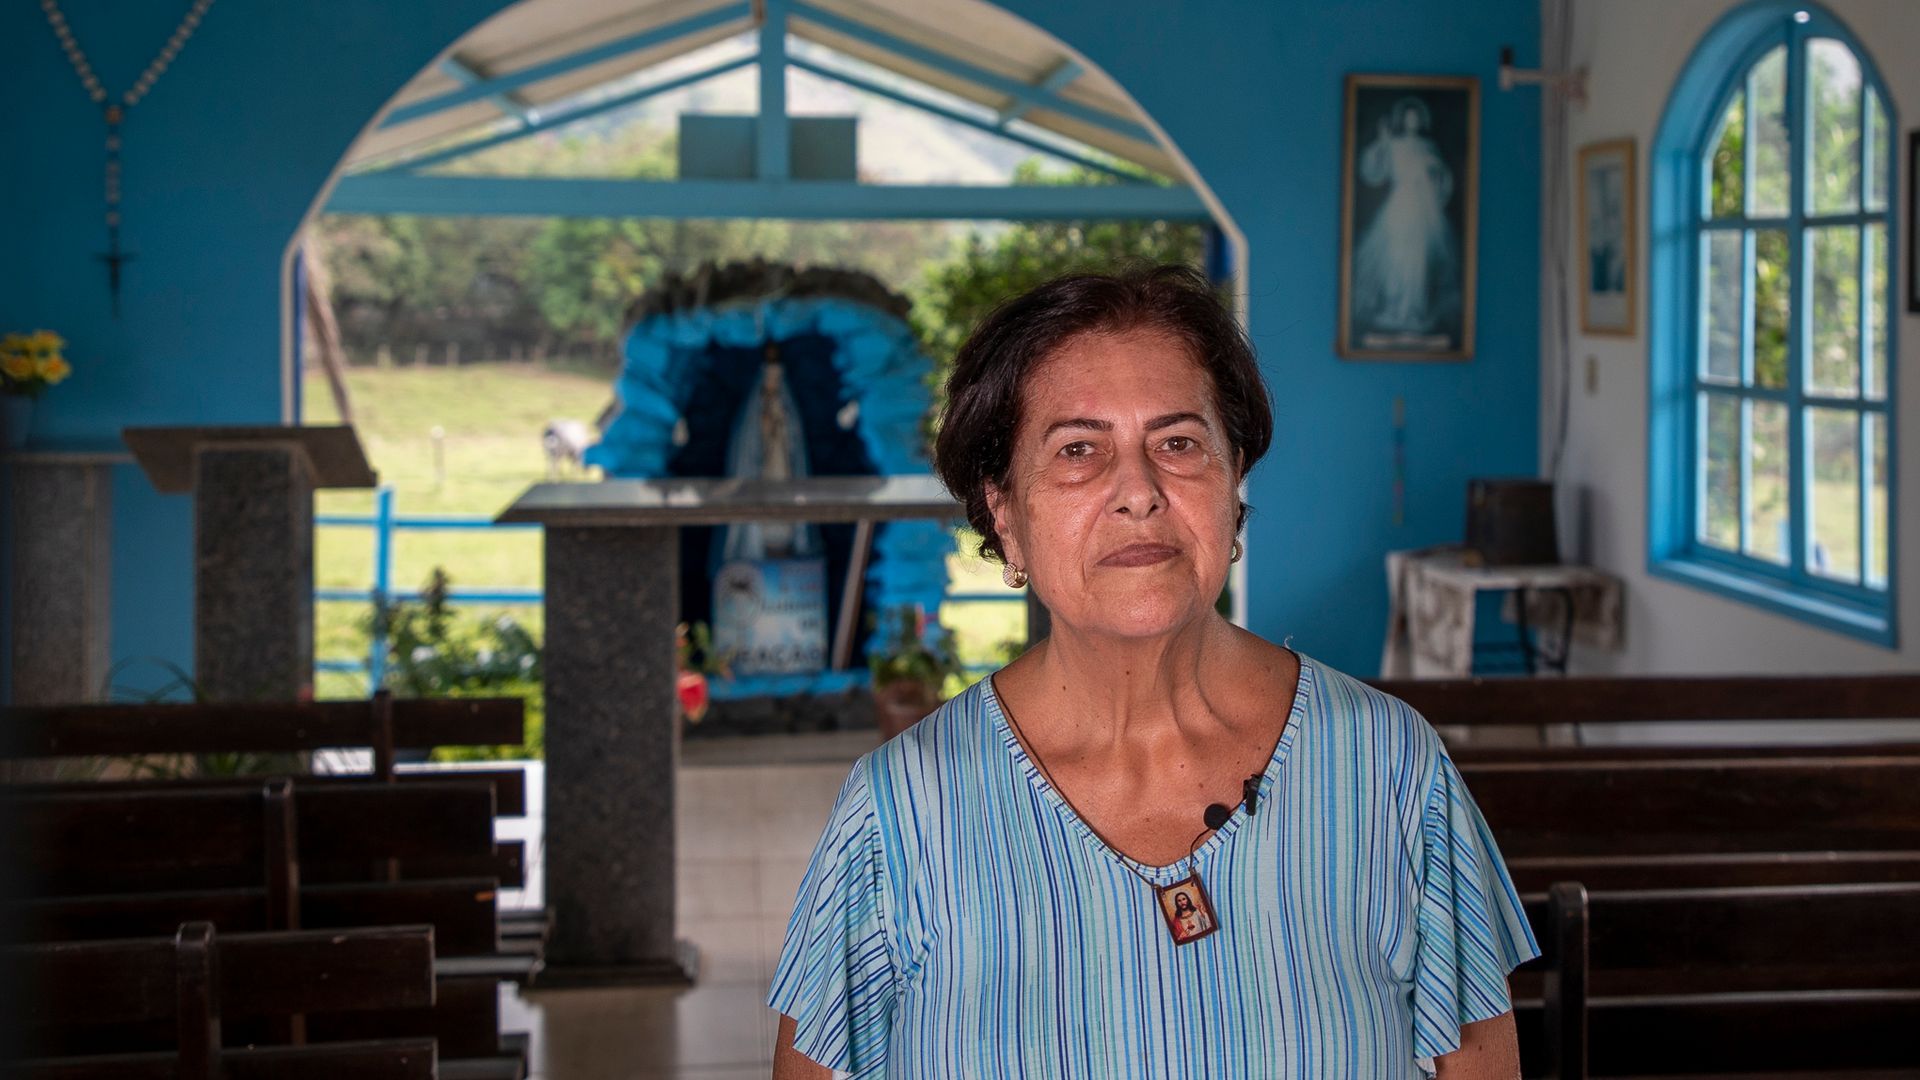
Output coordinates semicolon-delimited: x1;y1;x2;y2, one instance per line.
1352;96;1460;340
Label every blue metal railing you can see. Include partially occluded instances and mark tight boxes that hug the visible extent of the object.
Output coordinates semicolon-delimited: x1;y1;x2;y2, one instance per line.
316;486;1023;687
315;486;541;688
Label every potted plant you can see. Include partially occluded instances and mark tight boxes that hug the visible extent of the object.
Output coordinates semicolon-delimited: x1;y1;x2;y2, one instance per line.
675;621;730;730
1;331;72;449
868;604;964;740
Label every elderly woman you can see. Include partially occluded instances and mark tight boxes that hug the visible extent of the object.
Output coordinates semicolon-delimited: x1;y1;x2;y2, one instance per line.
769;266;1537;1078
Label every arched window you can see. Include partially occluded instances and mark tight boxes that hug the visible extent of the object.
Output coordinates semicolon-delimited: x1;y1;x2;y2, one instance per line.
1650;2;1896;645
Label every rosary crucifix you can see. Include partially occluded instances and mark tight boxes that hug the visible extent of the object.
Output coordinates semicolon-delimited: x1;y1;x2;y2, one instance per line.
42;0;216;316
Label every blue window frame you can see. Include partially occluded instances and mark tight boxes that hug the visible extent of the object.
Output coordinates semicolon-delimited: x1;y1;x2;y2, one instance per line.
1650;1;1897;646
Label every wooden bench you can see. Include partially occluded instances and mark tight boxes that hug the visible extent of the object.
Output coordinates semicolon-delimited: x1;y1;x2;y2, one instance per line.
7;778;532;1076
12;921;438;1079
1375;671;1920;763
1470;754;1920;892
0;691;536;895
1518;881;1920;1077
0;690;523;778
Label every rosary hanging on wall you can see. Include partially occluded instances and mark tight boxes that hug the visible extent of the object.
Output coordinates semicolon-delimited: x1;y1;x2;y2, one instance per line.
40;0;217;317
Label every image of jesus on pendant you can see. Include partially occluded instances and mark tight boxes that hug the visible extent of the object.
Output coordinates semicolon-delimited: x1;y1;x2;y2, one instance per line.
1156;877;1219;945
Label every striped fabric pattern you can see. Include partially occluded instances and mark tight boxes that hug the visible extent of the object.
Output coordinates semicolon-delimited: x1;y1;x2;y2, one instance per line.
769;653;1539;1078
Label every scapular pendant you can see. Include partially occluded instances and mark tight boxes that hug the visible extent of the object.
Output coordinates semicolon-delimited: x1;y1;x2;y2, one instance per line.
1156;874;1219;945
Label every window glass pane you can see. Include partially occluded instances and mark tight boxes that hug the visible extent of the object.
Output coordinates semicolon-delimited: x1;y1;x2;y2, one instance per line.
1807;407;1861;583
1753;230;1789;388
1866;88;1890;212
1708;91;1746;219
1867;223;1888;400
1747;400;1790;564
1703;231;1743;382
1808;226;1860;397
1867;413;1887;589
1749;46;1789;217
1807;38;1862;215
1700;392;1742;551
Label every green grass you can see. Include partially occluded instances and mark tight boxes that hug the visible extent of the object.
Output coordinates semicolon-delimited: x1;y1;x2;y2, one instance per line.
305;364;609;697
1700;475;1879;585
302;363;1024;698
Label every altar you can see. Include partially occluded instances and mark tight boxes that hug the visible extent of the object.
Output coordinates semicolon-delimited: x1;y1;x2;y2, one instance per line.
496;473;962;985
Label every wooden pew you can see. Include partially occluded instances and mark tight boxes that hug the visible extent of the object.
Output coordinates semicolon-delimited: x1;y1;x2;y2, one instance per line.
2;689;543;932
0;690;523;778
21;877;501;957
1517;882;1920;1078
8;778;498;896
7;778;533;1075
1374;671;1920;733
12;921;438;1079
1462;755;1920;859
1449;754;1920;906
5;766;528;816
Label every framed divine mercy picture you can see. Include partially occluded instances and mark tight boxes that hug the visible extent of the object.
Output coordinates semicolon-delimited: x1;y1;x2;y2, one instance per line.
1338;74;1480;361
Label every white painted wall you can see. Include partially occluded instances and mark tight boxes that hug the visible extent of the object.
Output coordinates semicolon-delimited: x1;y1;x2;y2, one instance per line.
1553;0;1920;675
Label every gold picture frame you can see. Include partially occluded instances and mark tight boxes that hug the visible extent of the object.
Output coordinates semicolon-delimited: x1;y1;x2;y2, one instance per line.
1337;74;1480;361
1578;137;1637;336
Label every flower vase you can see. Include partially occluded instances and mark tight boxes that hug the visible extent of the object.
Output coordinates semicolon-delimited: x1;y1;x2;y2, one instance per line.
2;396;32;450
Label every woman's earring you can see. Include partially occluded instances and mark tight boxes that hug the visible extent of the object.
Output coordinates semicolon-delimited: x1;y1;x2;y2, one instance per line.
1230;539;1243;564
1002;562;1029;589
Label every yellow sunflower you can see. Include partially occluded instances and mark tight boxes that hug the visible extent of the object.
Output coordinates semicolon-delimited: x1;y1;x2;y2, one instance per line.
37;355;72;383
2;353;35;382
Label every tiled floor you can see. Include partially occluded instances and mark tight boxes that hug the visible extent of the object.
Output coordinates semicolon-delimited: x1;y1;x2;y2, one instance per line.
499;732;878;1079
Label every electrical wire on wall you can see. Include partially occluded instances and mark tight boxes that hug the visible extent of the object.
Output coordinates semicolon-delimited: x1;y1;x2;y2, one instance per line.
1539;0;1577;551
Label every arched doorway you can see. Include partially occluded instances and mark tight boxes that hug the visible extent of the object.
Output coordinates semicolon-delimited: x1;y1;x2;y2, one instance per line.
280;0;1247;996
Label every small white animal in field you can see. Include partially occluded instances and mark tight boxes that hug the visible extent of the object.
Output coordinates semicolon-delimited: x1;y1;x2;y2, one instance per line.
543;419;596;478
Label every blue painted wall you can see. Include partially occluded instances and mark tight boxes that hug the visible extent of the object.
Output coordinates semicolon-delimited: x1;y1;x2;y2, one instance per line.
0;0;1537;693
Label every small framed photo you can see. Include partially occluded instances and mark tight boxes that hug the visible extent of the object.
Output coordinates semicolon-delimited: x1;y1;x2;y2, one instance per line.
1908;130;1920;313
1338;74;1480;361
1578;138;1637;335
1156;876;1219;946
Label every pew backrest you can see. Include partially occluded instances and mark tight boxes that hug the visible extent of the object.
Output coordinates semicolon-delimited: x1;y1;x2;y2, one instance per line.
0;691;524;780
1463;755;1920;859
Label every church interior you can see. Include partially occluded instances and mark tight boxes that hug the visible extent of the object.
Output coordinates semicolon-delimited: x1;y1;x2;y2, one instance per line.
2;0;1917;1075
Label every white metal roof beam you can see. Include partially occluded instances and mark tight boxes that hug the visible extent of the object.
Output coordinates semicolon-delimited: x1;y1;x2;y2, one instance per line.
438;56;535;125
786;55;1144;181
359;55;759;176
381;2;752;129
786;0;1151;143
326;175;1212;220
758;0;790;181
996;59;1081;128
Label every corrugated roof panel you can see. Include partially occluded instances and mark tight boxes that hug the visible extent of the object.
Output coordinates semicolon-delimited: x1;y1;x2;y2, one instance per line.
343;0;1173;179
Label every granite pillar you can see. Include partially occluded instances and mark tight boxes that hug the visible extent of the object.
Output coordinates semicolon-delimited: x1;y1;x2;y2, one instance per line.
193;446;315;704
498;475;962;984
540;524;693;984
5;453;119;704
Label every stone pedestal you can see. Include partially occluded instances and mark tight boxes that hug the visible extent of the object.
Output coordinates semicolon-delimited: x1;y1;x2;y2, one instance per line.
3;445;126;706
499;475;963;986
123;426;375;704
539;524;693;984
193;447;317;703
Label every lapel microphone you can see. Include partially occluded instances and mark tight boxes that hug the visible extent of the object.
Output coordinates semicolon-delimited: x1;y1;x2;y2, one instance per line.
1203;775;1266;830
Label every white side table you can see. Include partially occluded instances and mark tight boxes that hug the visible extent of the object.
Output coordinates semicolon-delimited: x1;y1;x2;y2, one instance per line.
1383;547;1624;678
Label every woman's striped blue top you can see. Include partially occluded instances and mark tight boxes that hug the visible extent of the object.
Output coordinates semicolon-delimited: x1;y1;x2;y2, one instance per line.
768;652;1539;1077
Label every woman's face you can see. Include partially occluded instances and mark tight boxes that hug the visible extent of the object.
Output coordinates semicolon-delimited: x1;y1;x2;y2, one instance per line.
988;327;1240;642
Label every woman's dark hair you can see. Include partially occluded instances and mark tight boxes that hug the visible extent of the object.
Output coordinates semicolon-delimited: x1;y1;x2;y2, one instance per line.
933;264;1273;564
